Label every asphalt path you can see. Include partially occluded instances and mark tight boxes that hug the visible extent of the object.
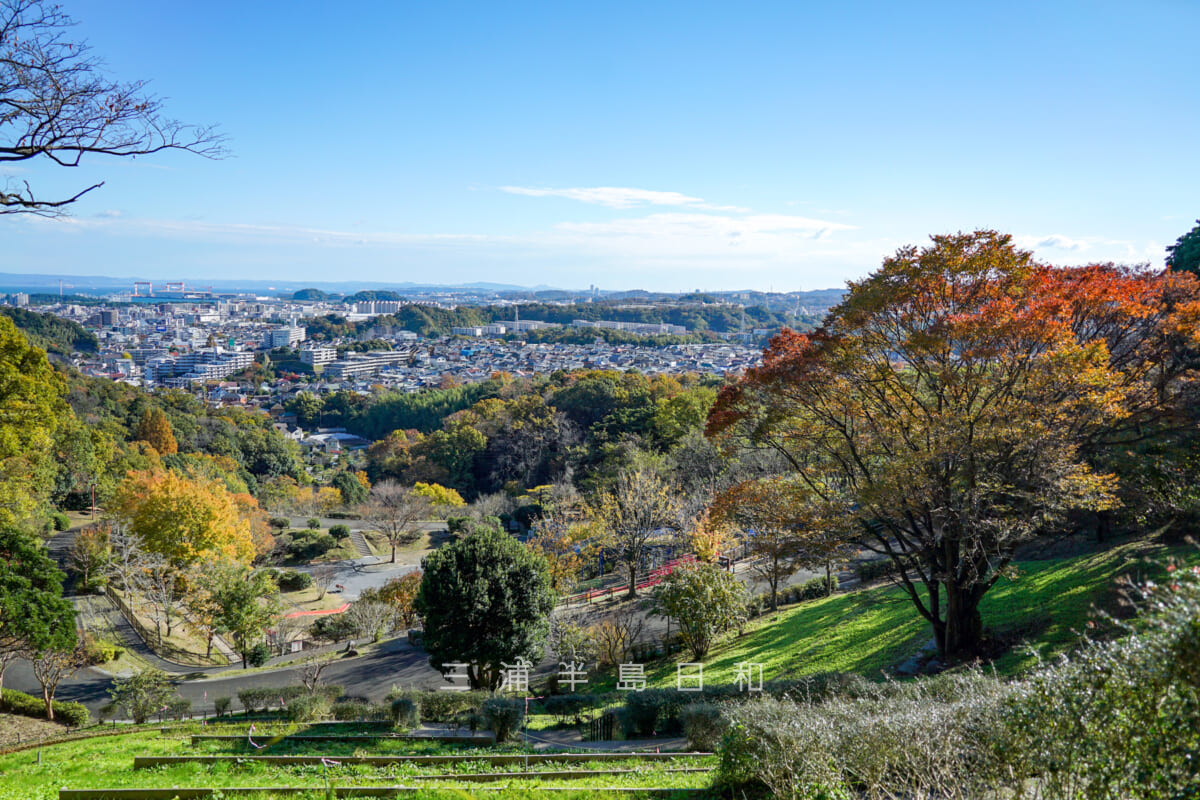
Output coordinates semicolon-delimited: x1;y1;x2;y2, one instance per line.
5;636;447;718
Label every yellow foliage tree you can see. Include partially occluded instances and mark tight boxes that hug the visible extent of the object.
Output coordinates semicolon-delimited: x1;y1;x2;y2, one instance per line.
109;470;256;567
133;407;177;455
413;482;467;508
0;316;67;528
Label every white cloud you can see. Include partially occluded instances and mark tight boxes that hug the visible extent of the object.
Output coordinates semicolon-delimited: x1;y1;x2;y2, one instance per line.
1016;233;1165;265
500;185;745;211
1034;234;1088;251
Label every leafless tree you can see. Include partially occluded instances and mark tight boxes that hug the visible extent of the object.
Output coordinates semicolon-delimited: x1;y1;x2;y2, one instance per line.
104;523;146;604
29;640;86;720
137;554;178;647
272;614;306;656
0;0;226;215
346;600;393;643
361;481;433;563
589;602;646;668
299;652;334;692
312;562;339;600
468;491;515;522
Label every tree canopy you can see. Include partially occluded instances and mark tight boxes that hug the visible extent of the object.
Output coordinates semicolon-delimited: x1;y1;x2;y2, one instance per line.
0;314;67;528
1167;219;1200;276
709;230;1200;658
0;527;76;690
109;469;259;567
415;523;556;690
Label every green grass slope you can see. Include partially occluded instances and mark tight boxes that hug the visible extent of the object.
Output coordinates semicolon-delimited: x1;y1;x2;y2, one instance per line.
633;534;1197;689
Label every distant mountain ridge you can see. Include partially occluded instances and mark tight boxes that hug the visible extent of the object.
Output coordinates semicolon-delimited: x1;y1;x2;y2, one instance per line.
0;271;844;307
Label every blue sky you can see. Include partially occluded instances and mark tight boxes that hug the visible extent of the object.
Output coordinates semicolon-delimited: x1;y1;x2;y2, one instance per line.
3;0;1197;292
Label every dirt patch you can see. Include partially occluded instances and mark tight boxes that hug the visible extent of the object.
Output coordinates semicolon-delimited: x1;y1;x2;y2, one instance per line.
0;712;70;746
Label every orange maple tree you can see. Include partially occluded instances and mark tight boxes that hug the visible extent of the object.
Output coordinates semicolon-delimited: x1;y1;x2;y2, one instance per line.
708;230;1200;658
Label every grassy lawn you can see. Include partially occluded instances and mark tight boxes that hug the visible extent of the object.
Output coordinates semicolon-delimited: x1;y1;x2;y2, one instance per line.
0;728;714;799
281;584;351;614
610;534;1200;690
362;528;446;564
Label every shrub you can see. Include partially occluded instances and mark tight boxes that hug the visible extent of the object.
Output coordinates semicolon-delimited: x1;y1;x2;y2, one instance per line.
163;697;192;721
481;696;525;742
540;693;593;724
329;524;351;541
326;511;361;520
793;574;839;603
681;702;727;751
80;632;122;665
306;517;320;530
51;512;71;531
855;558;898;583
402;689;489;722
332;700;368;721
213;696;232;717
276;570;313;592
237;688;268;713
390;697;419;729
622;689;685;737
285;693;331;722
1;689;90;727
1000;561;1200;799
287;530;336;561
311;614;357;643
268;517;290;530
246;642;272;668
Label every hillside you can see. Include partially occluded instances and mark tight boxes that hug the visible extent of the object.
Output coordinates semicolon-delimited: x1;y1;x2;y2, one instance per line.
619;533;1196;690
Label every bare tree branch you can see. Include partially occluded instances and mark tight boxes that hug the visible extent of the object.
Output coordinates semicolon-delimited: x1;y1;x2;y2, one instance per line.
0;0;226;215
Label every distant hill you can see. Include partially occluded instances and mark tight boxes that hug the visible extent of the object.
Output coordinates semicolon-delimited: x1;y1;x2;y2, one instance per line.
0;307;98;355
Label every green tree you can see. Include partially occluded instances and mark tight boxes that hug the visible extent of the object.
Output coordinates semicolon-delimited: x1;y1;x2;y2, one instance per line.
331;470;368;506
1167;219;1200;275
651;562;747;659
0;315;67;528
0;527;76;691
211;565;281;668
108;667;174;724
415;524;556;690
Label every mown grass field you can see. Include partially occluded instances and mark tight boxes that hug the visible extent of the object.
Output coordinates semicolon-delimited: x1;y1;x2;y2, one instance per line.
601;534;1200;690
0;727;714;799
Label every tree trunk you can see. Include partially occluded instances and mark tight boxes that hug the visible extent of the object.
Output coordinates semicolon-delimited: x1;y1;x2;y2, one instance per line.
391;541;397;563
205;633;213;660
937;584;984;658
625;560;638;599
825;560;833;596
43;686;55;721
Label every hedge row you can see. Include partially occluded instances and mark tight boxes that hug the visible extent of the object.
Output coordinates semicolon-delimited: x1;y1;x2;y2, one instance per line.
236;684;344;713
1;688;90;727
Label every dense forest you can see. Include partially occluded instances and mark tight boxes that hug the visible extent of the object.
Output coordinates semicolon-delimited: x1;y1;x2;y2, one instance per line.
301;301;821;342
0;306;98;355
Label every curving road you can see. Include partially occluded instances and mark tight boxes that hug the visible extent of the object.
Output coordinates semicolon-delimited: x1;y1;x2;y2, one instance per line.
4;636;447;718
